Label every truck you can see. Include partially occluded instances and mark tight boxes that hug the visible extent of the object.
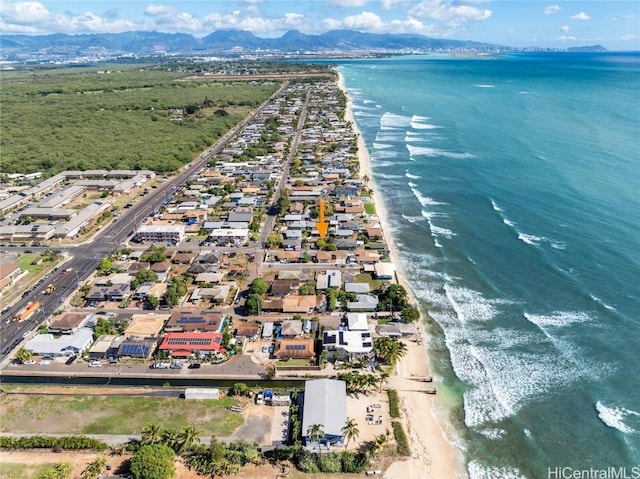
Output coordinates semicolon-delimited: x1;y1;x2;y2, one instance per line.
13;301;40;322
44;284;55;295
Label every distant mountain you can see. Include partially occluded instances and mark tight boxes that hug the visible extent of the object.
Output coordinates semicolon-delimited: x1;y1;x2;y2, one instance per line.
0;29;506;60
567;45;608;52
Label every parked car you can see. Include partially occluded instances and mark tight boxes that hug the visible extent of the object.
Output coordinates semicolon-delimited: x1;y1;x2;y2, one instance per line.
88;360;103;368
65;356;77;365
171;361;183;369
23;359;36;365
255;392;264;405
188;363;201;369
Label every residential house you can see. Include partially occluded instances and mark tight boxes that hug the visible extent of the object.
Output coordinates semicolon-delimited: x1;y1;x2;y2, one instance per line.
322;330;373;361
302;379;347;448
273;338;315;360
164;311;225;333
158;332;225;359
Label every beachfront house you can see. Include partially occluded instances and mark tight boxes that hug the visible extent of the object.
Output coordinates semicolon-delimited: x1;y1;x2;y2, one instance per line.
302;378;347;449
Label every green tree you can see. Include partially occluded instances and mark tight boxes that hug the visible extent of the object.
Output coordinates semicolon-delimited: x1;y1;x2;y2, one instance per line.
130;443;175;479
245;293;263;315
232;382;250;396
276;189;290;215
145;295;160;310
15;348;33;364
140;423;163;446
266;232;283;249
248;277;268;296
341;418;360;451
131;269;159;289
400;305;420;323
36;461;71;479
176;425;201;454
306;423;324;445
98;257;114;275
80;456;106;479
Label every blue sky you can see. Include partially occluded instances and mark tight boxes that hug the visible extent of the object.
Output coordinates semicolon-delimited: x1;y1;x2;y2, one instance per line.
1;1;638;50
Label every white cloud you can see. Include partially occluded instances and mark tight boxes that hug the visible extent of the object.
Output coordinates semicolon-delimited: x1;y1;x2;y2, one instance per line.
144;4;201;31
544;5;561;15
380;0;403;9
340;10;385;31
618;34;638;41
570;12;591;21
329;0;369;7
560;25;570;33
0;1;138;33
0;1;49;24
556;35;577;41
409;0;491;26
202;9;312;36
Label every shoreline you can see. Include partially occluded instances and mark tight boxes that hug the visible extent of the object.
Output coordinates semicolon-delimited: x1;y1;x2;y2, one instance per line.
336;69;467;479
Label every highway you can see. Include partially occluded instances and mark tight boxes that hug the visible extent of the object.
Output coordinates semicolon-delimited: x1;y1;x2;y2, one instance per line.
0;81;291;360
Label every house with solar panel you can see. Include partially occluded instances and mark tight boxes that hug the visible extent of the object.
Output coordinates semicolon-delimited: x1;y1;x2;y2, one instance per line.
158;332;225;360
163;310;226;333
273;338;315;360
117;337;158;359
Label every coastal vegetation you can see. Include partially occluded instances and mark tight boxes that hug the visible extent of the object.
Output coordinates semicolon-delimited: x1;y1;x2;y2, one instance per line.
0;435;108;450
0;64;279;176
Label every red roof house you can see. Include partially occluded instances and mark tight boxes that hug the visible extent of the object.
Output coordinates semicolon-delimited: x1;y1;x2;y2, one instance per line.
158;332;225;358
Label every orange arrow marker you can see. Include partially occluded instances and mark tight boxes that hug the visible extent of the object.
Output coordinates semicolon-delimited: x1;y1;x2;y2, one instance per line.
316;199;329;239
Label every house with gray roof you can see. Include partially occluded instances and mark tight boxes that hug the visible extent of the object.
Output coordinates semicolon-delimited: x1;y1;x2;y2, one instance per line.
302;379;347;448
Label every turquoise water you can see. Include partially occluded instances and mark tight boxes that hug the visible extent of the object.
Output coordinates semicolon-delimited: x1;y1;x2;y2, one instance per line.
337;53;640;478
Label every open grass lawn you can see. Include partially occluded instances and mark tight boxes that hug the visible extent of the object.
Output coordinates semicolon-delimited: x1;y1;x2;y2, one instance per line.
16;254;45;275
0;462;56;479
364;203;376;215
354;272;382;292
0;394;243;436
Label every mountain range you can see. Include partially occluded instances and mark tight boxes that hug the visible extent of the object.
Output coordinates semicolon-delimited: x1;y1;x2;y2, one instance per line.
1;29;508;59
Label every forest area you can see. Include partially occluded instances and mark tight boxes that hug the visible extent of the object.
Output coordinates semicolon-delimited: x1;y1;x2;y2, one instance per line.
0;63;281;176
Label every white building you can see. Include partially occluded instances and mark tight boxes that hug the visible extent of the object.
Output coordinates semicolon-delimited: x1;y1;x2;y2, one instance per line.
136;225;185;243
24;328;94;357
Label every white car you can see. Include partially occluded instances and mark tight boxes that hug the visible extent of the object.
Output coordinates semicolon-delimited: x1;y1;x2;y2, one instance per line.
88;360;103;368
23;359;36;365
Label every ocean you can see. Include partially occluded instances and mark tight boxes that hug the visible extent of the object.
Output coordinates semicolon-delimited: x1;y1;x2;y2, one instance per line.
335;52;640;478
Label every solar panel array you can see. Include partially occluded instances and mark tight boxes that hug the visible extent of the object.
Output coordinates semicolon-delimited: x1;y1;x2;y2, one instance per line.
167;337;212;345
120;344;150;356
177;317;206;324
285;344;307;351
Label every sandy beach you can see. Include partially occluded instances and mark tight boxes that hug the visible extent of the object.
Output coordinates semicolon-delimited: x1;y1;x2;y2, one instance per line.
337;70;467;479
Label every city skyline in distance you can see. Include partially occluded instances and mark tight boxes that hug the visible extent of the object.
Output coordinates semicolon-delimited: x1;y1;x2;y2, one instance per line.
0;0;638;51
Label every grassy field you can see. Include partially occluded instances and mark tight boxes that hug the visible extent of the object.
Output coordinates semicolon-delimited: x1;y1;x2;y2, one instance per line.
0;394;243;436
0;64;279;176
0;462;57;479
364;203;376;215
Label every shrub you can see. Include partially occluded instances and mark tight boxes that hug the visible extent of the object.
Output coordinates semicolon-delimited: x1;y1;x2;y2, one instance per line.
0;435;108;450
391;421;411;456
295;450;319;473
388;388;401;418
130;443;175;479
316;452;342;473
341;451;369;473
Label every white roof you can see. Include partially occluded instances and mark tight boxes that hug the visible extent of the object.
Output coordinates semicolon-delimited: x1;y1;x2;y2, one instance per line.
302;379;347;438
346;313;368;331
25;328;94;356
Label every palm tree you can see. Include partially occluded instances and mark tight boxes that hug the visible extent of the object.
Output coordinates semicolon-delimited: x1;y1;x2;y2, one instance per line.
15;348;33;364
140;423;163;445
176;425;202;454
386;340;408;366
341;418;360;450
362;374;378;394
306;423;324;445
377;370;390;393
161;427;179;451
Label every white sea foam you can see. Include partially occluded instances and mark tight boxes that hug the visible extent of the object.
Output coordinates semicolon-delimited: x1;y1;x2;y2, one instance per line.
478;428;506;440
401;214;426;224
503;218;516;227
490;199;504;212
404;132;431;143
410;116;442;129
380;112;411;130
377;173;403;179
363;99;375;104
474;84;496;88
596;401;640;435
373;142;393;149
431;225;456;239
523;311;591;328
410;187;446;206
590;294;616;311
371;150;400;161
405;172;421;179
353;111;377;117
376;130;405;142
406;144;474;159
517;233;543;245
468;461;527;479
